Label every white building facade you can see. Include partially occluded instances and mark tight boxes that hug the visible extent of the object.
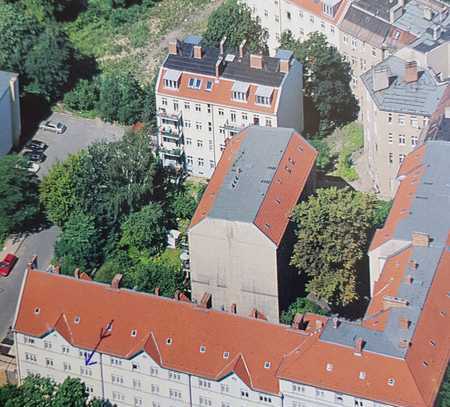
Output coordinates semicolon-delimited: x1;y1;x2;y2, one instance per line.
0;71;21;156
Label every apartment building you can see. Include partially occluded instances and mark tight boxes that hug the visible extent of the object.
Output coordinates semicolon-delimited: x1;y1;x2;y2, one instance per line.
188;126;317;323
0;71;21;156
360;56;446;197
14;161;450;407
244;0;349;54
155;35;304;178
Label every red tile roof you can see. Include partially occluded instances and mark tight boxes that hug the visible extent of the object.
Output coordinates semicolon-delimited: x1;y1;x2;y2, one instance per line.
157;69;279;115
288;0;349;23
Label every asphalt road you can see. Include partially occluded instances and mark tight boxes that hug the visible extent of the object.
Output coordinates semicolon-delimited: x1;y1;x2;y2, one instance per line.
0;112;124;340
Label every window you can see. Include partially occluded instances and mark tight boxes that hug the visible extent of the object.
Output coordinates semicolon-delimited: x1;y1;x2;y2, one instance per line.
161;98;168;106
218;108;224;116
61;345;70;354
200;345;206;353
223;351;229;359
264;361;271;369
299;10;303;18
241;390;249;398
206;81;213;91
25;353;37;362
259;395;272;403
389;152;393;164
150;366;159;376
111;374;124;384
80;367;92;376
173;100;179;111
335;394;344;404
199;378;212;388
44;341;52;349
265;118;272;127
45;358;54;367
398;114;405;125
198;158;204;167
188;78;202;89
169;389;182;399
168;371;182;381
151;384;160;393
24;336;35;344
195;122;202;130
399;153;406;163
186;138;192;145
184;120;191;128
230;111;236;122
316;389;325;398
132;378;141;389
411;116;418;128
208;140;213;151
388;133;393;143
134;397;143;406
399;134;406;145
195;104;201;112
256;95;271;105
219;127;225;135
164;79;178;89
275;15;279;22
111;357;122;366
292;383;305;393
388;113;393;123
344;35;348;44
187;156;193;166
372;48;377;57
359;371;366;380
355;400;364;407
86;386;94;394
184;101;190;110
411;135;418;146
221;383;229;393
310;15;314;23
152;403;161;407
112;392;125;402
388;378;395;386
232;91;247;101
197;139;203;148
264;9;268;17
210;160;215;169
241;113;248;121
222;403;230;407
199;396;212;406
63;362;71;371
208;122;212;132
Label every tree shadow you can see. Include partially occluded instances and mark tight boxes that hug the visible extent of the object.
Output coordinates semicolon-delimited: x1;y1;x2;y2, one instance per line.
316;172;354;190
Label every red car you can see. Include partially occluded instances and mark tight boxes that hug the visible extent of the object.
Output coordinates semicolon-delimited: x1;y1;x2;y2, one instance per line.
0;254;18;277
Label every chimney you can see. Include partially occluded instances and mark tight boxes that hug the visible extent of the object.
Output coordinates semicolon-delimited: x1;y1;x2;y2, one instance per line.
412;231;431;247
432;25;442;41
74;268;81;279
215;56;224;79
409;259;418;270
445;106;450;119
424;7;433;21
399;316;410;330
250;54;263;70
154;287;161;296
174;290;181;300
111;273;123;289
405;275;414;285
239;39;247;59
279;58;290;74
230;303;237;314
383;295;409;309
373;67;390;92
220;36;227;55
292;313;304;330
26;262;33;273
54;264;61;274
193;45;203;59
354;337;365;355
399;339;411;348
404;61;419;83
168;40;179;55
315;319;323;330
199;292;212;309
250;309;258;319
389;2;404;23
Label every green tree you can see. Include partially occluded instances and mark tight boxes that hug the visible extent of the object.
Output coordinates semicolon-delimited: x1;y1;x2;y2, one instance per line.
5;375;55;407
64;78;100;111
438;366;450;407
280;31;359;136
0;155;40;241
120;203;167;256
0;3;41;75
280;297;327;324
24;25;73;100
372;200;393;229
97;71;145;125
203;0;268;53
0;384;20;406
291;188;376;306
40;152;84;227
309;138;333;171
53;377;88;407
55;211;101;274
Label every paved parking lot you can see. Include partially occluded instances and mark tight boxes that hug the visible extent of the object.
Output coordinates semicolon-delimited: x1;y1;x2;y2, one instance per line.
0;112;124;340
31;112;125;177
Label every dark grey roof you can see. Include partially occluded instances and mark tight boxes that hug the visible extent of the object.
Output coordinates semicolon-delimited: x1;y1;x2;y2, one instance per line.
361;55;446;116
0;71;14;98
353;0;392;22
321;140;450;359
339;5;391;48
163;40;287;88
208;127;295;224
426;117;450;141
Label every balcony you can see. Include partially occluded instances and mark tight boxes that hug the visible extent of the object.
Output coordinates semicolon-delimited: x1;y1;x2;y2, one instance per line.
157;109;182;122
159;125;183;142
223;120;245;133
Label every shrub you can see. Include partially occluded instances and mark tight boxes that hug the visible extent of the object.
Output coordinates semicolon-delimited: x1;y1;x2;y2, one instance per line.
64;78;99;111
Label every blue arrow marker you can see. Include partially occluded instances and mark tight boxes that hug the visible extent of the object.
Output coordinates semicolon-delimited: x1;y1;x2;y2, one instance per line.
84;350;97;366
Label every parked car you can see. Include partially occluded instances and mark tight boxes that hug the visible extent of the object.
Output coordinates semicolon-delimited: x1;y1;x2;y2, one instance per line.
25;140;48;151
27;163;40;173
39;121;66;134
0;254;18;277
23;150;46;163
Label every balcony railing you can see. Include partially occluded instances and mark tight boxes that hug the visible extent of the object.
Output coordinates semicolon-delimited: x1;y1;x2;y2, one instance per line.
161;147;183;159
223;120;245;132
159;126;183;139
157;109;182;122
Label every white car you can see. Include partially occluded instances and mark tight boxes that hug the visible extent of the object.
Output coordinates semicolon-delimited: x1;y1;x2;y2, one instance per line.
27;163;40;173
39;120;67;134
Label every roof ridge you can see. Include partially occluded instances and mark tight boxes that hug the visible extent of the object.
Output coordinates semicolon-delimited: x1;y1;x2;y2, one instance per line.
53;313;73;344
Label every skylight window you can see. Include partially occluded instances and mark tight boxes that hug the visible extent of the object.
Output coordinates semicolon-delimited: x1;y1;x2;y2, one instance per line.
256;95;271;105
33;307;40;315
326;363;333;372
188;78;202;89
387;378;395;386
264;361;271;369
223;351;229;359
205;80;213;91
200;345;206;353
74;316;80;324
359;371;366;380
232;91;247;101
131;329;137;337
166;337;173;345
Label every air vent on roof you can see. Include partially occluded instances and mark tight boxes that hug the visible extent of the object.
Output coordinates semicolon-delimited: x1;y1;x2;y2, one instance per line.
223;351;229;359
166;337;173;345
131;329;137;337
33;307;40;315
74;316;80;324
422;361;429;367
264;361;271;369
225;54;236;62
387;378;395;386
359;371;366;380
199;345;206;353
326;363;333;372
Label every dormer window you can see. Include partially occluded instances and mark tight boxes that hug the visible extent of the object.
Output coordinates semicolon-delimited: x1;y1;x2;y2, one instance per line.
188;78;202;89
205;80;213;91
163;70;181;89
232;81;249;102
255;85;273;105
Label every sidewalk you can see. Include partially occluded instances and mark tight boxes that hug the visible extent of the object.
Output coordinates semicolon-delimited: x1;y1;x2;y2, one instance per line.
0;235;26;260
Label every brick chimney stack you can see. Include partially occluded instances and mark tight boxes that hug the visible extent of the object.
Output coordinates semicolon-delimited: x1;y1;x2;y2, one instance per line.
74;268;81;279
405;61;419;83
199;292;212;308
399;316;410;330
154;287;161;296
168;40;179;55
193;45;203;59
220;36;227;55
111;273;123;289
291;313;304;330
230;303;237;314
250;54;263;70
239;39;247;59
354;337;365;355
412;231;431;247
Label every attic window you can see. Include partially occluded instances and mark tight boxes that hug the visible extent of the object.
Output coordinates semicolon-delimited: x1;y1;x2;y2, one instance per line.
74;316;80;324
264;361;271;369
387;378;395;386
188;78;202;89
422;361;429;367
205;80;213;92
359;371;366;380
326;363;333;372
430;340;436;347
131;329;137;337
223;351;229;359
166;337;173;346
33;307;40;315
200;345;206;353
264;223;271;229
